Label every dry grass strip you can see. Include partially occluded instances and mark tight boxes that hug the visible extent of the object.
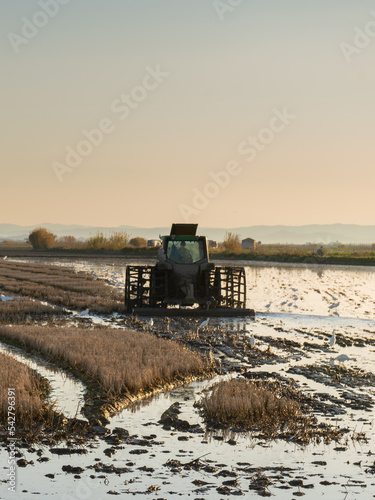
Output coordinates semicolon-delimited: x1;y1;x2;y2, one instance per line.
200;378;306;436
0;352;91;441
0;294;64;323
0;326;213;397
0;261;123;313
0;352;49;427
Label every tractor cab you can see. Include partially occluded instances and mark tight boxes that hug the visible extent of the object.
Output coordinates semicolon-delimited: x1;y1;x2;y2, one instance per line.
156;224;214;305
165;237;205;265
159;224;210;265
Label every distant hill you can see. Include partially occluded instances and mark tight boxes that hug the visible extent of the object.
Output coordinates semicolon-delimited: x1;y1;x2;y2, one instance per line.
1;223;375;245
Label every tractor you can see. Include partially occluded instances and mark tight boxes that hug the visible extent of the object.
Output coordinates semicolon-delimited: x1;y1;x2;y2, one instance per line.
125;224;255;317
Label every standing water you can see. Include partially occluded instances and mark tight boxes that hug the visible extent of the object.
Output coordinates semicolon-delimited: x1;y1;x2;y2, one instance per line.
1;258;375;499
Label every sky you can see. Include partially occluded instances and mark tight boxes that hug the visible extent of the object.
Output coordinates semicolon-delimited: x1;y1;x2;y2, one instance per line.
1;0;375;228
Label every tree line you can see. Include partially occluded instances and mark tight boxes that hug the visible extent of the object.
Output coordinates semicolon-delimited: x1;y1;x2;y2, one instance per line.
28;228;147;251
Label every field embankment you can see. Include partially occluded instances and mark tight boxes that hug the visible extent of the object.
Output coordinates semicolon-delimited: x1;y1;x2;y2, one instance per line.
211;252;375;266
0;325;214;422
210;243;375;266
2;242;375;266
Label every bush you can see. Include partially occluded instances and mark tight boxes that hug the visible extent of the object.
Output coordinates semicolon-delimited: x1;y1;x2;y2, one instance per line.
129;237;147;248
222;232;242;252
87;231;129;251
56;235;78;249
86;232;106;250
108;231;129;249
28;228;56;250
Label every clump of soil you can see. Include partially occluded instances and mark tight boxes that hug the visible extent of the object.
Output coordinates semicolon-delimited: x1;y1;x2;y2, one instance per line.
198;378;302;431
196;377;349;444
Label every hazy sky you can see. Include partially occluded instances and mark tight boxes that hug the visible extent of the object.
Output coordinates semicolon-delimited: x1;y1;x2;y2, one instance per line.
2;0;375;228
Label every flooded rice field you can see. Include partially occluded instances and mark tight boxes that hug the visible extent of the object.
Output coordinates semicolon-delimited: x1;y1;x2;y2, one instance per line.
1;258;375;499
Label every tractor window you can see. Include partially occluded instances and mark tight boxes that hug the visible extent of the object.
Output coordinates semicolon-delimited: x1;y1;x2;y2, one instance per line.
167;240;205;264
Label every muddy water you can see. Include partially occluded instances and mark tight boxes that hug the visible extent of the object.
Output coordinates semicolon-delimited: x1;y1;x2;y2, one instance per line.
1;372;375;499
240;262;375;319
1;258;375;499
16;256;375;319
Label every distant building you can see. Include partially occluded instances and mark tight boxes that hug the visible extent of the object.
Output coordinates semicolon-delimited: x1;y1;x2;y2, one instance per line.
147;239;161;248
208;240;217;248
242;238;257;250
